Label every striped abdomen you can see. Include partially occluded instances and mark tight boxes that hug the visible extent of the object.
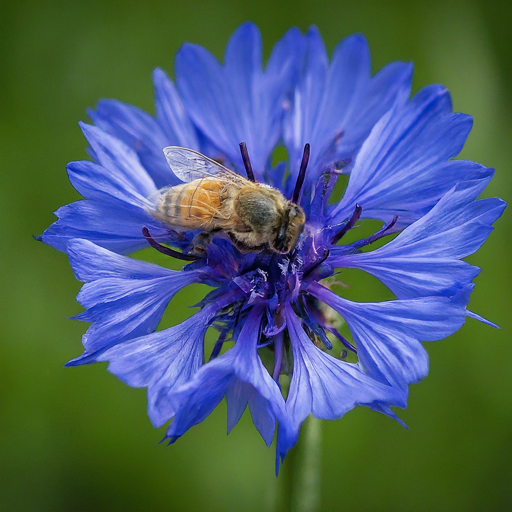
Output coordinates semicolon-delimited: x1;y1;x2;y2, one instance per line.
152;177;231;230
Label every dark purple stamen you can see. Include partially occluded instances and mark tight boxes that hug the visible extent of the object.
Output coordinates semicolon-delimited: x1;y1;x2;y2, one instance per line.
331;204;362;244
273;332;284;383
142;226;199;261
301;295;357;354
349;215;398;251
311;325;333;350
299;298;333;350
257;338;275;348
209;331;227;362
324;325;357;353
239;142;256;182
303;247;330;278
292;143;310;204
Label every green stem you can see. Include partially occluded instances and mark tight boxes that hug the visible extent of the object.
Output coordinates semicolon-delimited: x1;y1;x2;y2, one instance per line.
277;415;322;512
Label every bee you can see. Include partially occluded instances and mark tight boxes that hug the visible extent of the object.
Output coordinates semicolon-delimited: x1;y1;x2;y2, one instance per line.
149;147;306;254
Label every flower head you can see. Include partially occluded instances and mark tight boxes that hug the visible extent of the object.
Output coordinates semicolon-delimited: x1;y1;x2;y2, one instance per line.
40;23;505;470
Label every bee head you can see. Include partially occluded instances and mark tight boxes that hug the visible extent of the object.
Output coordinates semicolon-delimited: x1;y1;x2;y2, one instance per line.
271;203;306;254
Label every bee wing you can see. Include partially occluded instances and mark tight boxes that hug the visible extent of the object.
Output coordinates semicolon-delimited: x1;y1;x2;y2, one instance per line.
164;146;247;184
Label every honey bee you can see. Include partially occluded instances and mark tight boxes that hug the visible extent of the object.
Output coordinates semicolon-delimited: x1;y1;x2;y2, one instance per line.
149;147;306;254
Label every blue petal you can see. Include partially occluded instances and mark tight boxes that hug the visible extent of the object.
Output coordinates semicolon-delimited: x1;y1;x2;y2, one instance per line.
283;27;327;186
40;124;174;254
284;29;413;193
224;22;263;109
341;60;412;154
66;159;150;208
41;199;168;254
153;68;200;150
68;238;174;280
79;122;157;198
277;305;406;460
89;70;201;189
96;294;240;428
367;403;408;428
330;180;506;300
66;239;209;363
467;310;499;329
225;380;277;445
225;379;250;434
89;98;178;189
175;23;302;177
308;282;467;390
164;305;287;447
330;85;485;228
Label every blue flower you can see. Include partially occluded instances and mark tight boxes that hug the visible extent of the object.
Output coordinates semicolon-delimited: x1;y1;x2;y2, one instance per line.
40;23;505;470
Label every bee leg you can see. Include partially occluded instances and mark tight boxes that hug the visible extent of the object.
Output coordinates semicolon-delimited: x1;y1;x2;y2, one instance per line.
190;229;222;255
227;232;269;254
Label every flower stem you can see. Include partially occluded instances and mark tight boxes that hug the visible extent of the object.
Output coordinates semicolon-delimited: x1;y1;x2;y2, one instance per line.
277;415;322;512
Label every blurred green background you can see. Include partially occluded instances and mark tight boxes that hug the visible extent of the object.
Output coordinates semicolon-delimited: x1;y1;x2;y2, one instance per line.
1;0;511;510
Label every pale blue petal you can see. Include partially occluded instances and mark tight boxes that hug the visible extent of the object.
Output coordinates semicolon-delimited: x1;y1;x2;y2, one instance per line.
331;180;506;300
97;298;235;428
284;30;412;194
308;283;467;390
89;70;200;188
79;122;157;198
66;239;209;364
225;380;249;434
368;403;408;428
153;67;200;151
40;124;168;254
277;305;406;460
164;306;287;447
176;22;302;177
41;199;168;254
283;26;328;189
330;85;483;228
88;99;176;189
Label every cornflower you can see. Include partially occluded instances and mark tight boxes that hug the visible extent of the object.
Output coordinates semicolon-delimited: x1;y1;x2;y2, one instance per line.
40;22;505;469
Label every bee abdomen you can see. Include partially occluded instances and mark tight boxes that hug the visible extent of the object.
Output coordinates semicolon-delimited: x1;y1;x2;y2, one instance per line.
152;178;228;230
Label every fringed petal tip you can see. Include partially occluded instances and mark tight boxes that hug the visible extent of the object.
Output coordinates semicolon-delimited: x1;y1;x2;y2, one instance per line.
64;352;98;367
467;310;500;329
160;434;180;446
369;403;409;429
